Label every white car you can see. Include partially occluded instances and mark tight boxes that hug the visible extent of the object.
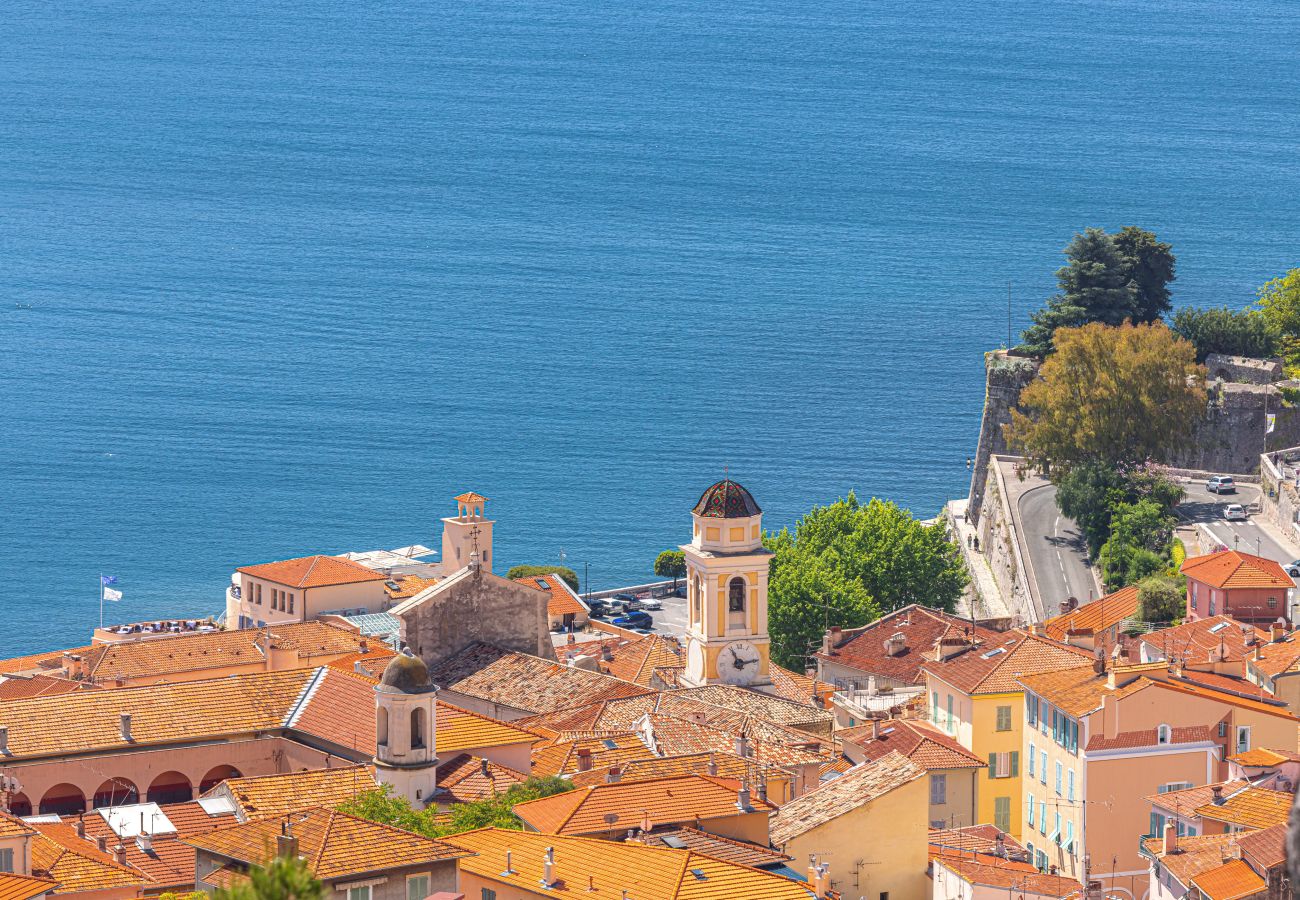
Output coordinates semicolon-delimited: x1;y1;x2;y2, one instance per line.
1285;559;1300;577
1223;504;1248;521
638;597;663;611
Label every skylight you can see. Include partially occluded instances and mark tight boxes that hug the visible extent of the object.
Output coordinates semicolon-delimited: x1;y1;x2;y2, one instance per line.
661;836;687;849
982;647;1008;658
1209;622;1230;634
689;869;709;881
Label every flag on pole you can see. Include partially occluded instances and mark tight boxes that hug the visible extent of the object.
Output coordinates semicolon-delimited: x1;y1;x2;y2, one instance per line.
101;575;118;587
103;587;122;602
1268;413;1277;434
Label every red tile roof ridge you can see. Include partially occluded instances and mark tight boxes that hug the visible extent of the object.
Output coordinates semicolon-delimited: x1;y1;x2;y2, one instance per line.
1181;549;1293;589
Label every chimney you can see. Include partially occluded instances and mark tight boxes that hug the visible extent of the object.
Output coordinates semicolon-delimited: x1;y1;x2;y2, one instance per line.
540;847;557;889
1162;821;1178;855
606;767;621;784
706;754;718;777
809;861;830;898
866;676;878;697
277;822;299;860
602;645;615;663
358;638;369;654
736;784;752;812
96;836;108;854
1272;622;1285;642
1212;785;1225;805
114;845;127;866
576;748;593;772
1059;597;1079;615
63;654;83;680
480;758;490;778
354;661;367;674
735;735;751;758
1102;694;1119;740
870;719;879;741
0;727;8;756
884;631;906;657
74;818;85;839
502;850;516;876
1093;647;1106;676
994;833;1006;857
137;833;153;853
119;713;133;742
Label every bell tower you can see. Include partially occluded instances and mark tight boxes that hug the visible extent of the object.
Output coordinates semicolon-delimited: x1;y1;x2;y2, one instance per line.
374;649;439;805
442;492;494;573
680;479;773;689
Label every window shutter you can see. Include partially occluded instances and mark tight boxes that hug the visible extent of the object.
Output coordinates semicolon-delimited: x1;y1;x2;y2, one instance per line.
988;753;997;779
1010;751;1019;777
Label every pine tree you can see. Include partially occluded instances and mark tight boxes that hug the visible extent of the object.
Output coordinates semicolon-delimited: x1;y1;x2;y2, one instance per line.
1020;228;1140;356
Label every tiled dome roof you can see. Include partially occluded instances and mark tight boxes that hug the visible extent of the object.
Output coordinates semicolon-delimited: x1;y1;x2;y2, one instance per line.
379;649;436;694
693;480;762;519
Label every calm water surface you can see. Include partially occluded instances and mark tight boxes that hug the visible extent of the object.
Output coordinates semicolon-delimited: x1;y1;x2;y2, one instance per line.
2;0;1298;653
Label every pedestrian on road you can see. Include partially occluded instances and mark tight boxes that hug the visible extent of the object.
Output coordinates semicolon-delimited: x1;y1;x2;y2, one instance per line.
973;536;980;551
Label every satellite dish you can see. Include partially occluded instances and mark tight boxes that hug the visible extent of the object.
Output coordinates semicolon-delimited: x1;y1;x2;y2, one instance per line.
603;813;620;825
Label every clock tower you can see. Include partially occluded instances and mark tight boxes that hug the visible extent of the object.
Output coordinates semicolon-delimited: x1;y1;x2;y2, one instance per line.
680;479;773;689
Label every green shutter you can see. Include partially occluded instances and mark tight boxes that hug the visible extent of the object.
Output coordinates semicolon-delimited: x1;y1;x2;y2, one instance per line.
1010;751;1019;777
988;753;997;779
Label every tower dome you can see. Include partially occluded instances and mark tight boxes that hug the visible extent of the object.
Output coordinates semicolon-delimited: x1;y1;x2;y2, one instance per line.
378;648;436;694
692;479;762;519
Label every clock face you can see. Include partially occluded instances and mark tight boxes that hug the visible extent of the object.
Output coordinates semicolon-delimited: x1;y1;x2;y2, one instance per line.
687;639;704;678
717;640;760;686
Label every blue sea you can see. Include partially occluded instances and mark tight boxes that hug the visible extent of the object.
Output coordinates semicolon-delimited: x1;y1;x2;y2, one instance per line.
3;0;1298;654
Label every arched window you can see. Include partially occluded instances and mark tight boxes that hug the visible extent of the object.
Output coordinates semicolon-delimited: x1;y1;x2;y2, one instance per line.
1157;723;1171;745
728;577;746;613
690;575;702;624
411;707;427;749
377;707;389;747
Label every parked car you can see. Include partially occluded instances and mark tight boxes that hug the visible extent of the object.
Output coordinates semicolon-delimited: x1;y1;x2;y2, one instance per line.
612;611;653;629
1207;475;1236;494
638;597;663;611
587;600;611;618
1223;504;1248;521
632;627;655;635
1286;559;1300;577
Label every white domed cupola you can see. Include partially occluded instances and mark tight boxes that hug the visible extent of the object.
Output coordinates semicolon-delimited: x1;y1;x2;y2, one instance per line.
373;648;439;805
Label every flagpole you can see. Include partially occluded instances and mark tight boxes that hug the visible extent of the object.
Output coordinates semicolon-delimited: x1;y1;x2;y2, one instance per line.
99;573;104;630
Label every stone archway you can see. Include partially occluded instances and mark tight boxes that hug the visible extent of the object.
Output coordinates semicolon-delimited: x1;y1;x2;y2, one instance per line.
92;778;140;809
198;765;243;794
39;783;86;815
146;771;192;805
8;794;32;817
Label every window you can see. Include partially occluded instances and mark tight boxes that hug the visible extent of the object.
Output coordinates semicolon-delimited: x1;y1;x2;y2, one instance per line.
1039;800;1046;834
1026;693;1038;727
1150;811;1165;838
348;887;371;900
1067;768;1075;802
1065;820;1075;854
407;875;429;900
481;890;497;900
1192;582;1198;609
932;691;939;725
1027;795;1035;827
1026;841;1035;863
988;752;1015;779
1039;699;1049;734
411;707;427;749
727;578;746;612
256;583;262;605
1050;812;1062;845
1157;724;1171;745
946;695;954;731
1218;722;1228;738
1236;726;1251;754
288;592;295;613
1028;742;1036;777
996;705;1012;731
1269;597;1278;608
1035;849;1048;871
1039;750;1047;784
1054;761;1062;796
930;774;947;805
377;708;389;747
0;849;12;873
1210;595;1216;616
994;796;1010;832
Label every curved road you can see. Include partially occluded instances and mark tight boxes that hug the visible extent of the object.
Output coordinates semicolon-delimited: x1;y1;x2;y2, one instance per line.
1018;485;1096;622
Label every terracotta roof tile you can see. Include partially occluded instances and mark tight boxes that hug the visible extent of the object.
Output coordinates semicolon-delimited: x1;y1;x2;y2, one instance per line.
0;874;58;900
766;663;835;705
210;765;378;820
1171;669;1277;701
641;713;828;767
923;631;1093;695
1142;833;1239;886
933;855;1084;896
1229;747;1300;767
1194;785;1292;829
1140;616;1268;665
0;676;100;702
431;642;652;715
1245;634;1300;677
184;807;467;879
670;684;832;732
929;825;1027;860
1086;725;1212;751
31;823;147;894
1020;665;1297;721
324;648;397;679
567;751;755;788
531;732;657;778
443;828;814;900
382;574;441;601
70;799;237;890
596;635;686;686
0;647;96;677
632;826;790;868
512;574;587;619
839;719;984;769
433;754;527;804
1043;586;1140;640
1190;858;1268;900
237;555;388;589
1237;822;1288;870
814;605;1002;684
0;813;35;839
513;774;773;836
1182;550;1293;590
770;753;925;845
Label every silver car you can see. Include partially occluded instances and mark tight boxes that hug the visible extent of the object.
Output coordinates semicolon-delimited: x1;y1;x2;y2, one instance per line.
1223;504;1248;521
1207;475;1236;494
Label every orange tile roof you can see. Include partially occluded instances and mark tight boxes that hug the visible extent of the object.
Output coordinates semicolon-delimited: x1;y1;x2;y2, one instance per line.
237;555;387;589
325;647;397;679
1229;747;1300;767
672;684;832;732
0;812;34;839
0;676;99;702
1245;633;1300;677
1238;822;1288;870
814;605;1002;684
766;663;835;705
0;874;58;900
512;774;773;837
933;855;1084;896
512;574;587;619
431;642;653;715
640;713;828;768
1043;586;1140;640
31;823;146;894
923;631;1093;695
839;719;985;769
1182;550;1293;589
566;751;756;788
453;491;489;504
596;634;685;686
382;574;441;601
443;828;815;900
1190;858;1267;900
1194;785;1292;829
71;799;236;890
1086;724;1213;751
436;699;543;755
183;807;467;879
211;765;378;820
770;753;925;845
0;647;95;677
1172;668;1277;701
1140;616;1268;665
434;754;527;804
1147;781;1245;816
1141;833;1240;886
531;732;657;777
929;825;1027;860
632;826;790;869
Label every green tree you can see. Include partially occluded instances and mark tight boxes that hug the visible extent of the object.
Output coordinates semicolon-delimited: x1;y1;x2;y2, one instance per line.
1098;499;1176;590
338;778;574;838
1254;268;1300;369
1169;306;1277;363
1055;464;1183;558
506;565;580;593
1136;574;1185;625
1113;226;1176;324
1006;322;1207;474
765;541;877;670
213;852;324;900
1020;228;1140;356
653;550;686;591
336;783;435;836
